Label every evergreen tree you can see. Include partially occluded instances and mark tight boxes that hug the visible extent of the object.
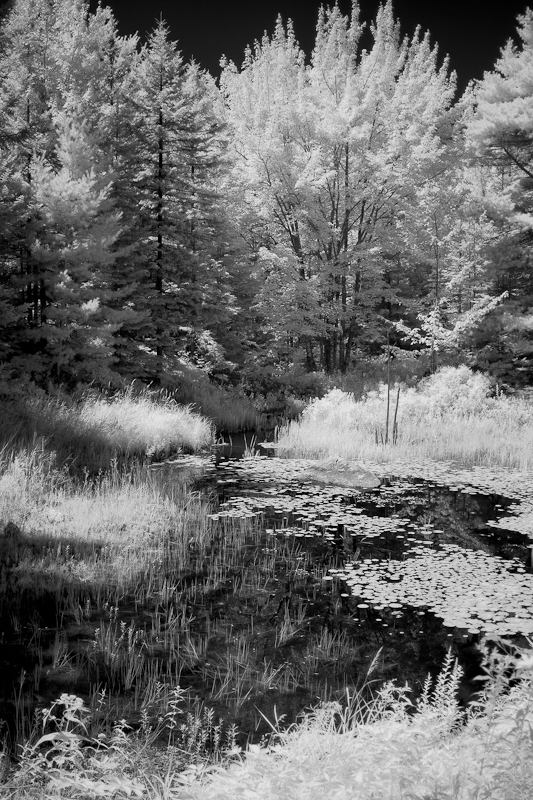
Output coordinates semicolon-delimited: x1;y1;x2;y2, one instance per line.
132;21;235;380
464;9;533;383
0;0;58;376
467;9;533;241
26;113;125;383
0;0;136;384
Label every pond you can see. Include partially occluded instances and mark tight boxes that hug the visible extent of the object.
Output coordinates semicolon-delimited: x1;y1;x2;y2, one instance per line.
148;441;533;733
1;441;532;748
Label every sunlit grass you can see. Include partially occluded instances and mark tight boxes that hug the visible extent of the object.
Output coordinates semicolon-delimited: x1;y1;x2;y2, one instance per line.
0;444;214;595
276;366;533;470
0;387;213;474
77;391;213;456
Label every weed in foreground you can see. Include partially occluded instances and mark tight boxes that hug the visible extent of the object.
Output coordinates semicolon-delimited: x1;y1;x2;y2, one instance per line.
3;642;533;799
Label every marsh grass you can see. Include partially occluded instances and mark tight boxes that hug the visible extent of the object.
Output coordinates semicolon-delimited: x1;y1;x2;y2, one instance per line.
0;387;213;475
276;366;533;470
0;442;370;763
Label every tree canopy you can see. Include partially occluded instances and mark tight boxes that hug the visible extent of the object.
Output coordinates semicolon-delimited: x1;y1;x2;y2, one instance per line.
0;0;531;391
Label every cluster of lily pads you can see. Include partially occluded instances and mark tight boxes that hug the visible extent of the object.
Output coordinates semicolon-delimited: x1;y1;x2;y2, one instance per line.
210;458;421;538
201;454;533;638
353;458;533;539
332;544;533;637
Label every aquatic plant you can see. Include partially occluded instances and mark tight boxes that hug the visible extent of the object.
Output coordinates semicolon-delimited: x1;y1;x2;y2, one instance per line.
334;543;533;637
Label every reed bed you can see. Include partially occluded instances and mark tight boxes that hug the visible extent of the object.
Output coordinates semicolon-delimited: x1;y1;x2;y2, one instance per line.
0;442;369;766
276;366;533;470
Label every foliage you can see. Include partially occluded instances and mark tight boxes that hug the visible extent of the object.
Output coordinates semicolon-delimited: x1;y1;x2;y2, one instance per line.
0;0;239;389
220;2;497;374
0;0;531;392
2;689;238;798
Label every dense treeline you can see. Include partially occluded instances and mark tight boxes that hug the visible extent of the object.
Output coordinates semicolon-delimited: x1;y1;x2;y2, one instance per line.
1;0;533;393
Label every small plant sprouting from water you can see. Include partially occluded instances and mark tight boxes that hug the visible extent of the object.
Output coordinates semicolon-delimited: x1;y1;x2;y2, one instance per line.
274;601;308;647
89;619;147;690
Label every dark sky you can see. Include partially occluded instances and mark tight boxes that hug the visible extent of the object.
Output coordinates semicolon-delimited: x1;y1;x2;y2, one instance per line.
95;0;529;93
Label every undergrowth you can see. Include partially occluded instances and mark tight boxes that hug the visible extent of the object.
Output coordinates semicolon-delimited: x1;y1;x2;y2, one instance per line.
2;641;533;798
165;367;260;433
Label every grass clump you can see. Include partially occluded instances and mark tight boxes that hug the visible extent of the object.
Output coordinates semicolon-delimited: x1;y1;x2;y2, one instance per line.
276;365;533;469
0;386;213;473
76;390;213;457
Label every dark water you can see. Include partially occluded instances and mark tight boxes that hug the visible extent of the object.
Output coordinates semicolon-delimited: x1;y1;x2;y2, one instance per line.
194;445;530;728
0;442;530;747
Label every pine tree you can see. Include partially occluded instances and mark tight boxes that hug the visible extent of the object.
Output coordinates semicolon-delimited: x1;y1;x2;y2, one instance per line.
0;0;59;375
132;21;235;381
467;9;533;240
0;154;29;385
464;9;533;382
0;0;138;384
51;0;149;380
26;113;126;383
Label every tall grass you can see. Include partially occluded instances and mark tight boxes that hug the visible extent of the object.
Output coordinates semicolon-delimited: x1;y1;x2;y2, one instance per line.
0;442;364;755
0;443;214;592
163;363;260;432
276;366;533;469
0;387;213;473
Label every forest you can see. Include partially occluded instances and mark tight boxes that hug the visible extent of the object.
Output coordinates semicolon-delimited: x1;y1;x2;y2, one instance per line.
1;0;533;406
3;2;533;799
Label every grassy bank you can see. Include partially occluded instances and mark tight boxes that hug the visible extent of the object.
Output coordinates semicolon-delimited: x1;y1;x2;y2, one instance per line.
276;366;533;470
2;643;533;799
0;388;213;473
0;442;380;755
